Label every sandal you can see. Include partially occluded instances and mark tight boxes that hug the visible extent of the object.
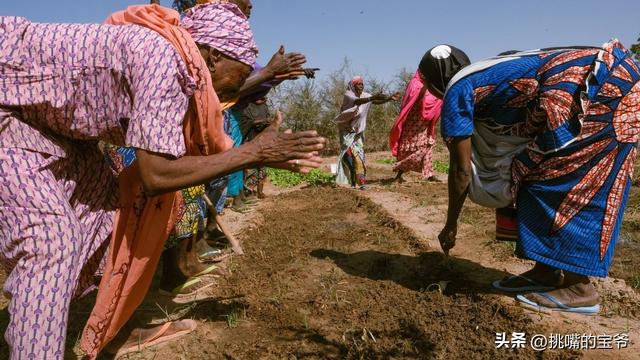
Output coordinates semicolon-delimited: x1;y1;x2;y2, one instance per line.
198;248;233;263
108;319;197;359
159;263;227;304
231;205;254;214
492;275;556;293
159;275;219;304
516;293;600;315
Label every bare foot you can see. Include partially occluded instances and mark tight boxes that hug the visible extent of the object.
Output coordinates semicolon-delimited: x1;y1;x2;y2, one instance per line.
183;254;230;277
194;237;221;260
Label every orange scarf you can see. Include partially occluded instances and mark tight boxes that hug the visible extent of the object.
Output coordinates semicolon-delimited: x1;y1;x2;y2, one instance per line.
81;5;232;358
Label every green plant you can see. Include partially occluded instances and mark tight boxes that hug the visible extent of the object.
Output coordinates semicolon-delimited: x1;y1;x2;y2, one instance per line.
223;309;242;328
304;169;335;186
632;274;640;290
267;168;303;187
376;158;396;165
268;168;335;187
433;160;449;174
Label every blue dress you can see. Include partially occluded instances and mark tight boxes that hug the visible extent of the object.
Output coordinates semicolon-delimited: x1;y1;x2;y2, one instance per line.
224;109;245;197
441;41;640;276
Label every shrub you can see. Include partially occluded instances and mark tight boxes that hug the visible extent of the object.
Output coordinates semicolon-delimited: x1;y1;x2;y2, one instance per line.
433;160;450;174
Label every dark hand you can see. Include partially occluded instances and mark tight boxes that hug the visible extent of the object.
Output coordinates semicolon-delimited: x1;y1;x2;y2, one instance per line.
389;92;402;101
274;68;319;81
266;45;307;78
274;69;307;80
251;111;326;165
438;225;457;256
271;149;323;174
304;68;319;79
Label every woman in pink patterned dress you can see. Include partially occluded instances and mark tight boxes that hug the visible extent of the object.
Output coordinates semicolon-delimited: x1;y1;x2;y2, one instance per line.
0;4;325;359
390;71;443;182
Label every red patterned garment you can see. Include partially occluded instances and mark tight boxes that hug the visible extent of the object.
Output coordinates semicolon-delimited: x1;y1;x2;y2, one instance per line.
393;103;438;178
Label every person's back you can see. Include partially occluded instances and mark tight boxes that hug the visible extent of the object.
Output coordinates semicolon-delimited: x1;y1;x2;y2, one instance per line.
1;16;192;153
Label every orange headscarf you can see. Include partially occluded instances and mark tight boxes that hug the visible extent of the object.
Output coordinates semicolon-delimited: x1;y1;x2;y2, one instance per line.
81;5;232;358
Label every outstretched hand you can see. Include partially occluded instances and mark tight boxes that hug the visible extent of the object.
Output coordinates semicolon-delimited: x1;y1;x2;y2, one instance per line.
274;68;320;81
304;68;319;79
250;111;326;168
266;45;307;79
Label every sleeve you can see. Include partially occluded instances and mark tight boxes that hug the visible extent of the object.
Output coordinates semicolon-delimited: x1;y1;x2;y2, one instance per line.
440;82;475;138
340;93;357;112
125;42;191;158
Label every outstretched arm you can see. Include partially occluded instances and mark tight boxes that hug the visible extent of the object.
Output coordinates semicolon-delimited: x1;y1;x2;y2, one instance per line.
372;92;402;104
237;46;306;97
136;113;325;196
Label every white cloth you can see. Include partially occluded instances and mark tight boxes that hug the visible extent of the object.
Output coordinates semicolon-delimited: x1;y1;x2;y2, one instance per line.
334;90;372;134
468;121;531;208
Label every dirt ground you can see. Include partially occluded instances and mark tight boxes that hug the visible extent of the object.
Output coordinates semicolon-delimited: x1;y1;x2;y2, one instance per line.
0;151;638;359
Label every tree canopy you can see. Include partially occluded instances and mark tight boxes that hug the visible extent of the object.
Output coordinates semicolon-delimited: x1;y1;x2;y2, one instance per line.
630;35;640;61
173;0;196;13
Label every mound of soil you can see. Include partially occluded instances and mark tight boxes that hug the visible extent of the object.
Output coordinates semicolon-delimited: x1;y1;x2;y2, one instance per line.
147;188;577;359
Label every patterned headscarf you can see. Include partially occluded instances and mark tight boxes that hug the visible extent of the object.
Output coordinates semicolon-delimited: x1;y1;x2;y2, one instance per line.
182;2;258;67
418;45;470;96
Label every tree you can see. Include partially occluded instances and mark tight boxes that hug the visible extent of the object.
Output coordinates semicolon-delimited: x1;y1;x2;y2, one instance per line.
269;59;409;155
630;35;640;62
173;0;196;12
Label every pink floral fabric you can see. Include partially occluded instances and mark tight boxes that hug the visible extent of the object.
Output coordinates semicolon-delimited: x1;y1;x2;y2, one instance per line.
0;16;193;359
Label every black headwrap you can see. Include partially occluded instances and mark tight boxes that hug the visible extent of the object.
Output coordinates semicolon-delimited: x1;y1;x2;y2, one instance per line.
418;45;471;96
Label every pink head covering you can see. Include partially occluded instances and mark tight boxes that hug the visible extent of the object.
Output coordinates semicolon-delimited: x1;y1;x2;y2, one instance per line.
182;2;259;67
389;71;443;156
348;76;364;93
351;76;364;85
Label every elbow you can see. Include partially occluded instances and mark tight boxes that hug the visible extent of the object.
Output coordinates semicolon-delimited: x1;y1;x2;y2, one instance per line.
141;179;161;198
139;171;164;197
136;150;174;197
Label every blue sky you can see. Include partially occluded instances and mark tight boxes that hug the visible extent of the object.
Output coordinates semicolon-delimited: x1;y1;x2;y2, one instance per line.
2;0;639;82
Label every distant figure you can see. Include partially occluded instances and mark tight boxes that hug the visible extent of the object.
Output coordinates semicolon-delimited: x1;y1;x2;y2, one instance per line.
389;71;443;183
334;76;399;189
